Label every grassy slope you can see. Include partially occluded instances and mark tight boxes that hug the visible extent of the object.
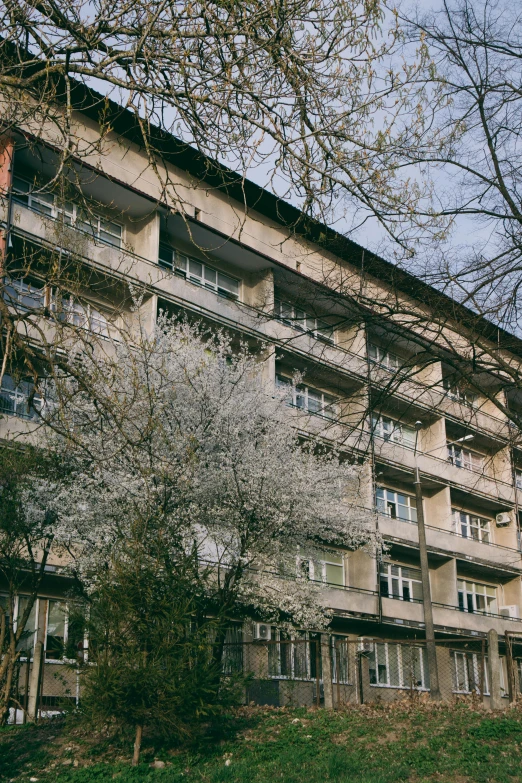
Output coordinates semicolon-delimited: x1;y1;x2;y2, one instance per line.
2;703;522;783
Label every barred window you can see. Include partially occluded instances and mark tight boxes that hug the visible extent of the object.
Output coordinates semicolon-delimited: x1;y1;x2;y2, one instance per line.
368;642;429;690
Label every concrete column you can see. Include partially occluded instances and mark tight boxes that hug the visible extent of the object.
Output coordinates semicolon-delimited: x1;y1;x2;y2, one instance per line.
487;629;503;710
26;641;44;722
321;635;333;709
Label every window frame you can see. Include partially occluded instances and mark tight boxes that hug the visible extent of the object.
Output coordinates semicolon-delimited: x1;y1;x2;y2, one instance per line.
297;548;345;587
275;373;338;419
375;486;418;523
368;343;403;372
447;443;484;473
451;650;489;694
0;373;45;421
452;509;491;544
371;413;416;448
442;377;476;406
457;579;497;615
12;175;123;249
379;561;423;603
368;642;429;690
158;242;240;301
273;297;335;344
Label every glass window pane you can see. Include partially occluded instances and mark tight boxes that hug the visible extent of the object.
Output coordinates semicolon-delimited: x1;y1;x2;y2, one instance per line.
325;563;344;586
189;259;203;279
217;272;239;298
16;597;37;654
46;600;66;660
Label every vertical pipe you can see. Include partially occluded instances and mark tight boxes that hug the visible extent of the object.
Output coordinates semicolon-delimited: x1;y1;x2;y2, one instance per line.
336;640;341;709
315;638;320;708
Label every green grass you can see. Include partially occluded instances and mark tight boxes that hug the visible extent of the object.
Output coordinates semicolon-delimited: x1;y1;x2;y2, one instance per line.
3;703;522;783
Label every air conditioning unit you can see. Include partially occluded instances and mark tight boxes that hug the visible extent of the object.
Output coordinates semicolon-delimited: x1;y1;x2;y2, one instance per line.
496;512;511;527
358;638;374;653
253;623;271;641
500;605;520;619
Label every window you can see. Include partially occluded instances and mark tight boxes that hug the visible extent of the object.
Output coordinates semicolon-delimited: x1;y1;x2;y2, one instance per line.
368;642;429;690
331;636;350;684
516;470;522;490
380;562;423;602
56;296;109;337
298;549;344;587
452;651;488;694
458;579;497;615
273;298;334;343
376;487;417;523
45;600;67;661
12;175;122;248
371;414;416;448
447;444;483;472
158;241;240;300
221;625;244;675
368;343;402;372
452;510;491;544
276;374;337;418
3;277;46;311
268;630;320;680
0;374;44;420
15;596;38;655
443;377;476;406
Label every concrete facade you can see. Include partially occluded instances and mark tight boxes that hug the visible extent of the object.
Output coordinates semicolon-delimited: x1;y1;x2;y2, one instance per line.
3;105;522;707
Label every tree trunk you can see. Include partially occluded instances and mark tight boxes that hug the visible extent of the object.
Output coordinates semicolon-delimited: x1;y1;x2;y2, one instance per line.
132;724;143;766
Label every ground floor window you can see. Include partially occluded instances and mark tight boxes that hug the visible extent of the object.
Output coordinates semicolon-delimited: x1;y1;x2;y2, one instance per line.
268;631;321;681
221;625;244;675
368;642;429;690
331;635;350;684
451;651;489;694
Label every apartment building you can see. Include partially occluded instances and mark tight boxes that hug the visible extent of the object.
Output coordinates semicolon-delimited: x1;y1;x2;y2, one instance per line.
2;90;522;707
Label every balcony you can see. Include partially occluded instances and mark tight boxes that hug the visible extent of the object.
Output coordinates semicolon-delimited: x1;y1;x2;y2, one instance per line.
378;513;522;572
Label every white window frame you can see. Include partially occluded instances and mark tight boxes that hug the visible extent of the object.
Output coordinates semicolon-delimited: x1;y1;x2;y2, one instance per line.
368;642;429;690
368;343;402;372
371;414;416;448
14;595;39;657
275;374;337;418
158;242;240;300
12;175;123;248
447;443;484;473
273;298;334;343
3;276;46;311
56;295;109;337
331;636;351;684
379;562;423;602
452;509;491;544
458;579;497;615
297;549;345;587
443;377;476;406
0;373;45;421
452;651;489;694
516;470;522;490
375;486;418;523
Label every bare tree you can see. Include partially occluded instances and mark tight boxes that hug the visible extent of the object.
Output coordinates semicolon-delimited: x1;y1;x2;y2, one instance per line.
400;0;522;331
